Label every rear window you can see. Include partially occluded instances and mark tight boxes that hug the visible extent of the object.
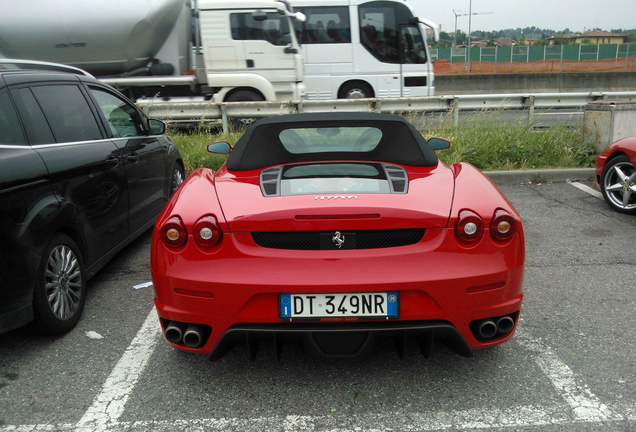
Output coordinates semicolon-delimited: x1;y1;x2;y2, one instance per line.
279;126;382;154
0;90;25;145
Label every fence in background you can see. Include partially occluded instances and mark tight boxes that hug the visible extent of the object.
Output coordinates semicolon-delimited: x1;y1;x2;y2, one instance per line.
431;44;636;74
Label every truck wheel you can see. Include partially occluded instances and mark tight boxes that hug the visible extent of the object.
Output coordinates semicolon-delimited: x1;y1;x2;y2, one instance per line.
31;234;86;335
226;91;264;129
339;82;374;99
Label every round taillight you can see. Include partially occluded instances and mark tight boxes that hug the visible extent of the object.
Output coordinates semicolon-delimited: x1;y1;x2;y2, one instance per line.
455;210;484;242
160;216;187;248
193;215;222;247
490;209;516;241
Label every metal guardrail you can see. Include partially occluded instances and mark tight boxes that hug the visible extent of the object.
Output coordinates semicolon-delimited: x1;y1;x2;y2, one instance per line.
137;91;636;134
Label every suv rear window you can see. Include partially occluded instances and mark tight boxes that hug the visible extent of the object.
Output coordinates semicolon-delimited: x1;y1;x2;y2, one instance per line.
0;91;25;145
10;88;55;145
31;85;102;143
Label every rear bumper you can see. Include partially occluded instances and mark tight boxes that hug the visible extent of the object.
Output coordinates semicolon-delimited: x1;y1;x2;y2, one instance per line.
207;320;477;361
152;227;524;358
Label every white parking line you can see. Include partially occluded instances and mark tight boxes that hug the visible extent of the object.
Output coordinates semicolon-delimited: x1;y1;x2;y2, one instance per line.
569;181;603;199
75;307;161;431
514;328;618;422
1;318;630;431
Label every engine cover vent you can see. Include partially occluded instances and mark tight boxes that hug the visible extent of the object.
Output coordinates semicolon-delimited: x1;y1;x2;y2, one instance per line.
260;166;283;196
382;164;408;194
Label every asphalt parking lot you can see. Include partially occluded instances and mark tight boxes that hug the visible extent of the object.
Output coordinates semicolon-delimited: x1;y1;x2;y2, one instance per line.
1;179;635;432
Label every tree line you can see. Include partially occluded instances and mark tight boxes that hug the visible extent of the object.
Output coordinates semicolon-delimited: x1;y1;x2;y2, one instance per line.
433;27;636;49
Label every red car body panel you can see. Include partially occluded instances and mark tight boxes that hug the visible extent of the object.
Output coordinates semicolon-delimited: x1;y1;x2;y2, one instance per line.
151;160;524;357
595;137;636;186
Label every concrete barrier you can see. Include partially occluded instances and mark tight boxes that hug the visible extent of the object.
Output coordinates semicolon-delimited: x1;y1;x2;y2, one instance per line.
435;72;636;95
583;100;636;152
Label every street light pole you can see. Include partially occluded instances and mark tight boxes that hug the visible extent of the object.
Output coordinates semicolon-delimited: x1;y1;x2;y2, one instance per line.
467;0;472;74
464;2;492;74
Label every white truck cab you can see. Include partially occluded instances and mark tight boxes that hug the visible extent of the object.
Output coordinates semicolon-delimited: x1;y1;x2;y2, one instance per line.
196;0;306;102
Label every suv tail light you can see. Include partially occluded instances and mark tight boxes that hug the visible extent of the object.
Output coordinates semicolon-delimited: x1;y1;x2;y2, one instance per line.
455;210;484;242
193;215;222;247
490;209;516;241
160;216;187;248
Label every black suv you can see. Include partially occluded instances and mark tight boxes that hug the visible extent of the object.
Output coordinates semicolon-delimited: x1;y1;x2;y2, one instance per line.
0;61;184;335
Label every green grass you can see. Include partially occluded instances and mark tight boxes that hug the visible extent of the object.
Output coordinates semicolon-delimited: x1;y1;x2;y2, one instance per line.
417;111;595;171
169;112;596;176
169;126;240;174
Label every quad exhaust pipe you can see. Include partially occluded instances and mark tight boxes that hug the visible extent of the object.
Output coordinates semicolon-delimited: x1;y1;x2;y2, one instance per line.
164;321;209;348
478;320;497;339
165;321;188;344
495;316;515;334
183;324;207;348
474;314;516;340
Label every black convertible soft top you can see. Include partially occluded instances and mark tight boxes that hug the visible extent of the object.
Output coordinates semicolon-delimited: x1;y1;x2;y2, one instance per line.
226;112;439;171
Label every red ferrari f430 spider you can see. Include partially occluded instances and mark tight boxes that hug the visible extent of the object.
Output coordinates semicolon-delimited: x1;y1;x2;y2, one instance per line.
151;113;525;361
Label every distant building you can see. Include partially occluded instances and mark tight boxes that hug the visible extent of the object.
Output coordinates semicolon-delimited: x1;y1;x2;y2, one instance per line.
547;30;627;45
471;39;489;48
493;38;514;47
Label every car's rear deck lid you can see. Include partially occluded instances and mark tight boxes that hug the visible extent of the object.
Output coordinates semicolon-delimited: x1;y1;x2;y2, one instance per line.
214;163;455;232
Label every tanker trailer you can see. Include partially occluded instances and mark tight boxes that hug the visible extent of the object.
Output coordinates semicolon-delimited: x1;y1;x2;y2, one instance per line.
0;0;305;103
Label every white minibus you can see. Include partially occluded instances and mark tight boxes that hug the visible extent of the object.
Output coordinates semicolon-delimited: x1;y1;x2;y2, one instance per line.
290;0;439;99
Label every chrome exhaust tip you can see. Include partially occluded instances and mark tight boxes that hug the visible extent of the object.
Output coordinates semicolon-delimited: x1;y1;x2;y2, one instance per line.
165;321;188;344
478;320;497;339
183;324;206;348
496;316;515;334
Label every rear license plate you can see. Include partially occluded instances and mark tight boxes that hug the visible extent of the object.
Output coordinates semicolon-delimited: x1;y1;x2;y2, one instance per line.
279;292;399;322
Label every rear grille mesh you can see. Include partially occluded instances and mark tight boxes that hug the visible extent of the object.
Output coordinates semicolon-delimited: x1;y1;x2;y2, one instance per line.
252;229;425;250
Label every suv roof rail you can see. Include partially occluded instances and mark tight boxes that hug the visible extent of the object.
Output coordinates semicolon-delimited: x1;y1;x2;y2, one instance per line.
0;59;94;78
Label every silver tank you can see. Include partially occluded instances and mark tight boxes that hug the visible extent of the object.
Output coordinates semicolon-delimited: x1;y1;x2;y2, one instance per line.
0;0;185;76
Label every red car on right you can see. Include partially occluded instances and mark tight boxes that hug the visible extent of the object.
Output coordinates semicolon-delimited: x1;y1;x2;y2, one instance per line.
596;137;636;215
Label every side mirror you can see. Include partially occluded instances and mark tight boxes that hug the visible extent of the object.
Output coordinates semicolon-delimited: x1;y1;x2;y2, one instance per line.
427;137;451;151
207;141;232;155
282;34;297;53
252;10;268;21
148;119;166;135
293;12;306;23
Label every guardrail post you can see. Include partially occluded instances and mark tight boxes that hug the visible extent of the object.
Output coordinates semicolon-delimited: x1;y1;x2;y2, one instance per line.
524;96;535;125
221;104;228;136
450;97;459;127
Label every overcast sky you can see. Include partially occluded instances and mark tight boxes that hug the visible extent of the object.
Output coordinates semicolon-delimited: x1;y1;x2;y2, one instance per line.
408;0;634;34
